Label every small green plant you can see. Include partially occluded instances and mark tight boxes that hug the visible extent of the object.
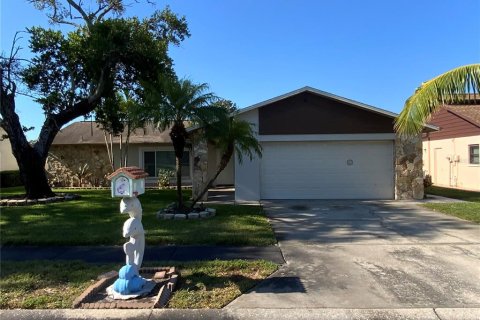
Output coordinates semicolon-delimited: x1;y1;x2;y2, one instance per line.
158;169;175;188
424;174;433;188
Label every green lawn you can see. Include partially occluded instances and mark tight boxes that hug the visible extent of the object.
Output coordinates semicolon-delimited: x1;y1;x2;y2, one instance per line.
424;186;480;223
0;188;276;246
0;260;278;309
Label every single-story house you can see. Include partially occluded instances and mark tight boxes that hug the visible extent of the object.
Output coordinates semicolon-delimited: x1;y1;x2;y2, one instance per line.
47;121;233;188
49;86;434;200
222;86;436;201
423;101;480;191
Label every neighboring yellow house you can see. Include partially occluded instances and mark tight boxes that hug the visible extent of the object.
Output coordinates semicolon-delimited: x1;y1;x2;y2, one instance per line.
423;103;480;191
0;128;19;172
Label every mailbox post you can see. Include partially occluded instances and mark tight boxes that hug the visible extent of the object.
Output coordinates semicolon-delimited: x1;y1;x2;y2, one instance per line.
106;167;153;296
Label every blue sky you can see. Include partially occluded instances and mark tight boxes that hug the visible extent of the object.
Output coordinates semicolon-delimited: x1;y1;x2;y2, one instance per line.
1;0;479;140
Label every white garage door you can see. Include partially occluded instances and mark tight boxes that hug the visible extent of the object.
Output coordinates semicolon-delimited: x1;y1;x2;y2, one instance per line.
260;141;394;199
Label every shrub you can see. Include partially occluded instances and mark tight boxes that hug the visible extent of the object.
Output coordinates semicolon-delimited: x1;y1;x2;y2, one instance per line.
0;170;23;188
424;174;433;188
158;169;175;188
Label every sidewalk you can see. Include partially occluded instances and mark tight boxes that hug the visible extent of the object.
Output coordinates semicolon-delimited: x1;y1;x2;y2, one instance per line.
0;245;285;264
1;307;479;320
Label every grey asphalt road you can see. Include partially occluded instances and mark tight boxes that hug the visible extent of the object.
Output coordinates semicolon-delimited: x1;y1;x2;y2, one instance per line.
227;200;480;309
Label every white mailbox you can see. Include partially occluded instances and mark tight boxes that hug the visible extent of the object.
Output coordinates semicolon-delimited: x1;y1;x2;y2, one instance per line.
107;167;149;198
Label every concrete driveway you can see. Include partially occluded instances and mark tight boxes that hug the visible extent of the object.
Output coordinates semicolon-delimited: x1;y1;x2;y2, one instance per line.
227;200;480;309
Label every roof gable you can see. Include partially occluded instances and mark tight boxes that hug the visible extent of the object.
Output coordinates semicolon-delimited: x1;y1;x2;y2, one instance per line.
238;86;438;132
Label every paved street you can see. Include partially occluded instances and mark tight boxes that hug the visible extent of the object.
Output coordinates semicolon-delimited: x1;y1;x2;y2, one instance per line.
227;200;480;309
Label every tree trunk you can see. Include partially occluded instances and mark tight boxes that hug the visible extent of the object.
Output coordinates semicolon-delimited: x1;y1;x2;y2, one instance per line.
0;90;54;199
169;122;187;209
1;66;105;199
175;155;183;208
191;143;234;208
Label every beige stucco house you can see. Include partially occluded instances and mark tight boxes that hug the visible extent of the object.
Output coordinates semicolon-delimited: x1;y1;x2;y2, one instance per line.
423;102;480;191
47;122;233;188
0;128;19;172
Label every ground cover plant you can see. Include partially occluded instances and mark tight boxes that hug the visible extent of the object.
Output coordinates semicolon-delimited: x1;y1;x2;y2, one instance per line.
424;186;480;223
0;260;277;309
0;188;276;246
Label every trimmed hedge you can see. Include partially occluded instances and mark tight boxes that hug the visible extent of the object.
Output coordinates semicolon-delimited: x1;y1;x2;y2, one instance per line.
0;170;23;188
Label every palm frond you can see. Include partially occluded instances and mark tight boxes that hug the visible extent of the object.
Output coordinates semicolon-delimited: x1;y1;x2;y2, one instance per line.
395;64;480;136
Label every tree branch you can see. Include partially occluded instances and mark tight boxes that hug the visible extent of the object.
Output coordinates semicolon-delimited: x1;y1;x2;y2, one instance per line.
65;0;92;29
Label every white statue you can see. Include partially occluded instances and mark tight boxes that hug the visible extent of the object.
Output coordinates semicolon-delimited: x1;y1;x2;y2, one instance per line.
120;197;145;268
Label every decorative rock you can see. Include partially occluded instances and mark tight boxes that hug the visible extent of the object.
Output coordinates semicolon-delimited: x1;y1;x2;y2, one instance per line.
174;214;187;220
164;214;174;220
26;199;38;205
412;177;425;200
199;211;209;218
188;213;199;219
395;134;424;200
206;208;216;214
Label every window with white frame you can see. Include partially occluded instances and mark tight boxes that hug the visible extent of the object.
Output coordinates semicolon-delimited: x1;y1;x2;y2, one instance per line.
144;151;190;177
469;144;479;164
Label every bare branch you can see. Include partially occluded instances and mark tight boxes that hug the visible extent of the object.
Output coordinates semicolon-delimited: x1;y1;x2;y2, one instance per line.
97;5;115;21
65;0;92;29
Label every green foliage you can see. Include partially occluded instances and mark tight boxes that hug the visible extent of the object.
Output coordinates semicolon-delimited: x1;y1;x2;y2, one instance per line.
205;100;262;164
423;174;433;188
143;77;228;207
22;12;190;116
0;171;23;188
158;169;175;188
395;64;480;136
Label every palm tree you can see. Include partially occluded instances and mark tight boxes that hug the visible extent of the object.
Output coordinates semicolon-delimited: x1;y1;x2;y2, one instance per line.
190;111;262;207
395;64;480;135
144;77;227;209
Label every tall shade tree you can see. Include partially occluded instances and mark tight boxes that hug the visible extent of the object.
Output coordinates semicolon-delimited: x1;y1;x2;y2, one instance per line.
0;0;189;199
191;100;262;207
395;64;480;136
144;77;227;209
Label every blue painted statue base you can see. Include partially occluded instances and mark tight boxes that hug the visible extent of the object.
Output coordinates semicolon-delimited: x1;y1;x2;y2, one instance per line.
107;264;156;299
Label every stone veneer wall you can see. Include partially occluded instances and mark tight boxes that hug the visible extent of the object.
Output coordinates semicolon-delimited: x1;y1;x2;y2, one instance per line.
394;134;424;200
191;131;209;201
46;145;112;187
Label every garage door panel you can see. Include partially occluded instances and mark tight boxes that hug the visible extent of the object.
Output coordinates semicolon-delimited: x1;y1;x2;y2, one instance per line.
260;141;394;199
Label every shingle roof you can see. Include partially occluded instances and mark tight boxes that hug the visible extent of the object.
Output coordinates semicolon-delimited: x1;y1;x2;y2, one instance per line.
106;166;149;180
445;105;480;127
52;121;173;145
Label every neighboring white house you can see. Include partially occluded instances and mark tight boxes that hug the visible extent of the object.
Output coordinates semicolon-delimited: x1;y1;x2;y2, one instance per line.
423;103;480;191
0;128;18;172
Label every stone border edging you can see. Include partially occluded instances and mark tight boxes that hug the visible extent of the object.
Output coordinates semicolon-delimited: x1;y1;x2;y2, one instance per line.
0;194;81;207
156;208;216;220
